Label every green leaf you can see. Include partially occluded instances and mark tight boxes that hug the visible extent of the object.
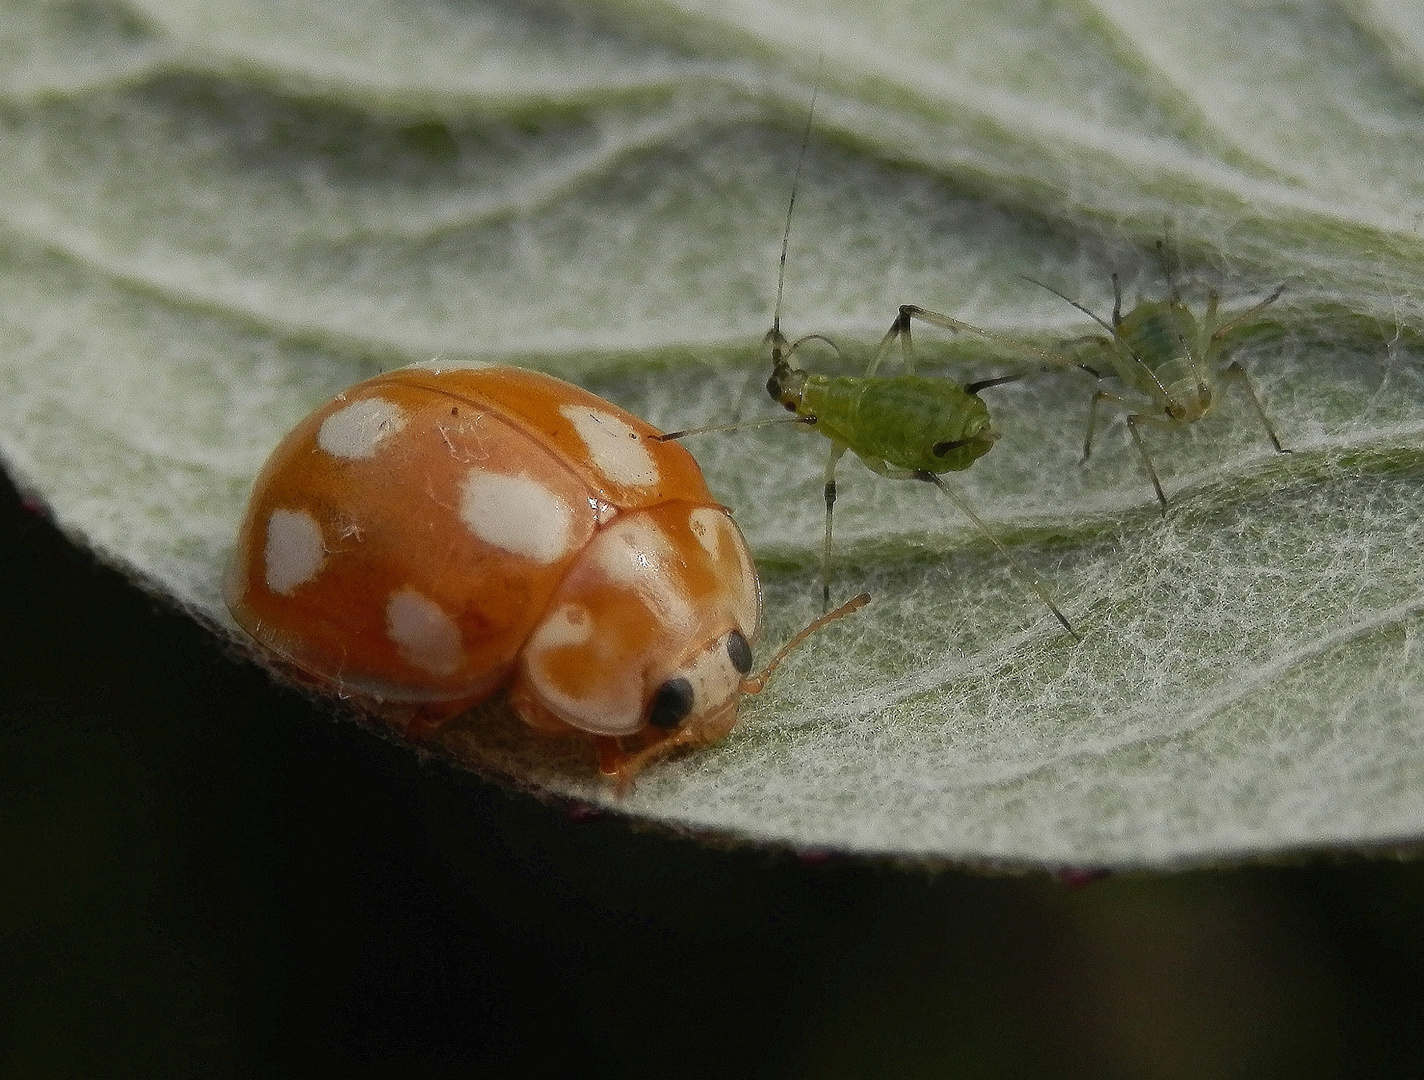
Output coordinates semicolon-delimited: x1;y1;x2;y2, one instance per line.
5;0;1424;867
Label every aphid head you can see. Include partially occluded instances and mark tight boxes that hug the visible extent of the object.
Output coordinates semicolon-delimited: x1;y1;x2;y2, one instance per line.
1163;383;1210;423
1164;379;1215;421
766;362;807;413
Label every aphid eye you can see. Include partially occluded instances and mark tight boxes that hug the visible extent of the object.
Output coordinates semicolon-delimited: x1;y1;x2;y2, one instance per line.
648;677;695;729
727;630;753;674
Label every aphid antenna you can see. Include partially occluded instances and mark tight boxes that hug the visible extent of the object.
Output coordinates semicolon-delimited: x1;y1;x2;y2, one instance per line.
771;67;822;354
1208;283;1285;345
1024;273;1173;397
655;414;816;442
1174;326;1211;396
882;302;1095;378
916;470;1079;641
1154;237;1182;304
763;329;843;370
1020;274;1116;337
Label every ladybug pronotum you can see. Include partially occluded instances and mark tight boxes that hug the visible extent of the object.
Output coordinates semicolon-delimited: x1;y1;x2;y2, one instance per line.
226;360;773;782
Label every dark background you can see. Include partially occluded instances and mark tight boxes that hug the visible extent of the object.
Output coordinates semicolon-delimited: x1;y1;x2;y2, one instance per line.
5;465;1424;1079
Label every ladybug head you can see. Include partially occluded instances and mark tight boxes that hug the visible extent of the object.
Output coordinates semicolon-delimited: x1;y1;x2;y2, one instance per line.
645;626;756;740
509;505;761;761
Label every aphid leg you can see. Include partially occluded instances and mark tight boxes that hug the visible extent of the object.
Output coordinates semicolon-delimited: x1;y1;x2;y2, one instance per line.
895;303;1088;374
1155;238;1182;304
820;443;849;610
1207;284;1283;343
787;333;842;363
902;469;1078;639
868;308;909;377
1082;388;1145;462
1201;283;1287;449
1083;389;1177;511
900;311;917;374
765;325;841;371
1123;413;1178;512
1061;332;1111;351
1219;361;1290;454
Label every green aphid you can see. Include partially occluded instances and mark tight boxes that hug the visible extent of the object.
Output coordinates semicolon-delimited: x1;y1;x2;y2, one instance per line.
666;88;1080;639
763;300;1078;640
1028;245;1289;511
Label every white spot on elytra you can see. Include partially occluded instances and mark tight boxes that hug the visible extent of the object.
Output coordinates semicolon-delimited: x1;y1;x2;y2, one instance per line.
318;397;406;460
460;468;577;564
526;603;593;654
688;507;722;557
560;405;659;487
523;603;641;735
386;588;463;676
689;507;759;637
263;508;324;595
590;516;693;633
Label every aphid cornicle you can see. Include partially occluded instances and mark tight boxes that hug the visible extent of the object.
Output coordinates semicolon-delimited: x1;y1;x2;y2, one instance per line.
1028;244;1289;510
225;359;865;785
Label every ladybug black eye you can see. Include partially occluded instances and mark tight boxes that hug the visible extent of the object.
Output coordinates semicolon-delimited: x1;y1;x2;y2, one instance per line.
727;631;753;674
648;678;695;729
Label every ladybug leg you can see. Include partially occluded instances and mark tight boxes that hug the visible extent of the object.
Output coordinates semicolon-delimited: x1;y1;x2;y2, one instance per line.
594;729;666;776
595;736;629;777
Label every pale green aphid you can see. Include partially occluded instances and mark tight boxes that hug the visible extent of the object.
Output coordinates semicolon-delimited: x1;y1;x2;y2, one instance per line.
1028;246;1289;511
663;92;1079;637
750;90;1078;638
763;301;1078;640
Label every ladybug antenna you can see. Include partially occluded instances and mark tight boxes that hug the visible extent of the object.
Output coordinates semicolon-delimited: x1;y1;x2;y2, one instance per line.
741;591;869;695
608;589;868;793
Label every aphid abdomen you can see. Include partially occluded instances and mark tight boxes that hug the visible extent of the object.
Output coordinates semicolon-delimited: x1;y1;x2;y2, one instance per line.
803;374;995;473
1115;301;1200;390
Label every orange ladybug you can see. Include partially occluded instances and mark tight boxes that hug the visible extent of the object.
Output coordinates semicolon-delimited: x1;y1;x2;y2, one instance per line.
226;360;777;781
